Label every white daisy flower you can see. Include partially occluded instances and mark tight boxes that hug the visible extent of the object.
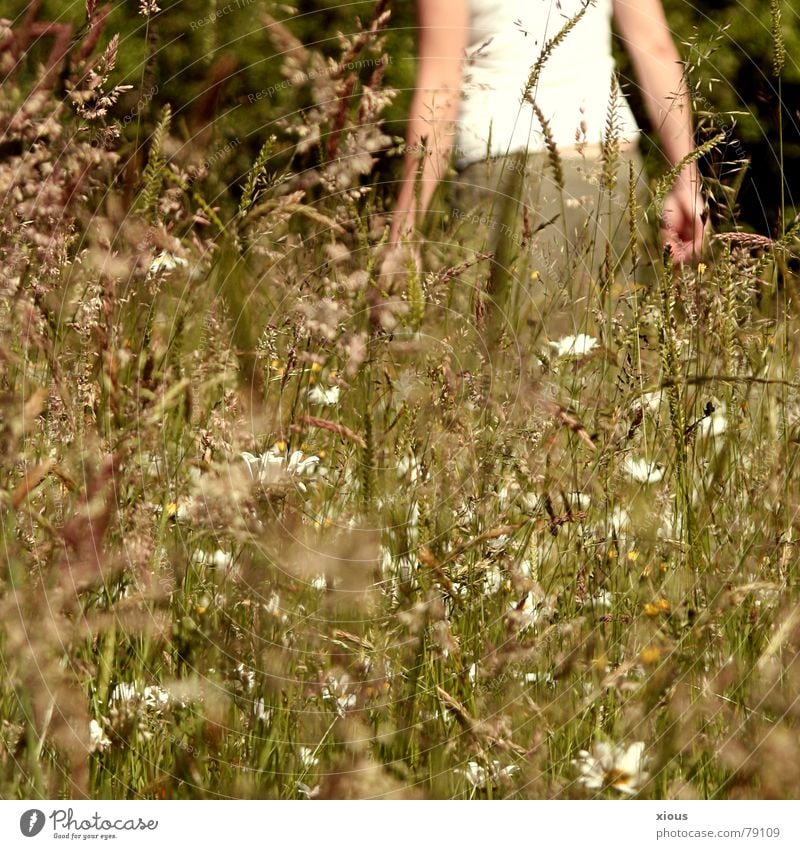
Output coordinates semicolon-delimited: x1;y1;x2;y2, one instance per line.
109;682;171;713
322;673;357;717
235;663;256;692
397;451;423;484
698;403;727;438
609;506;632;535
523;671;555;686
142;686;171;710
573;741;650;795
307;384;340;406
192;549;233;569
299;746;320;769
623;456;664;484
566;491;591;511
89;719;111;752
241;446;320;492
296;782;321;798
507;592;545;631
286;449;320;477
637;390;663;413
484;565;505;593
549;333;598;358
458;760;519;789
253;699;271;723
148;251;188;275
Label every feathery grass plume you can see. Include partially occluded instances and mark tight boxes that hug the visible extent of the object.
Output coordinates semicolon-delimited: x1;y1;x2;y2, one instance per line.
406;255;425;332
770;1;785;79
164;167;227;238
139;103;172;220
627;158;640;274
600;73;621;193
238;134;278;217
522;1;592;101
531;102;563;191
653;132;725;212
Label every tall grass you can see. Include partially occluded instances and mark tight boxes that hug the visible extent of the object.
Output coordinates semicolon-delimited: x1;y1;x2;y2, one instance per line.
1;1;799;800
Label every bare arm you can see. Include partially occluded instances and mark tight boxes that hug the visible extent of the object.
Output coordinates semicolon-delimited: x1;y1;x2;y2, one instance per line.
388;0;469;244
614;0;705;261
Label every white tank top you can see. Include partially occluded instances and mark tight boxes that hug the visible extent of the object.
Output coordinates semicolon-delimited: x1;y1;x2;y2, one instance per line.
455;0;640;168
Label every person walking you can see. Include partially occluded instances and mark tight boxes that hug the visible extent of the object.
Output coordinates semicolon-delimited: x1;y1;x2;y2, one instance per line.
381;0;705;336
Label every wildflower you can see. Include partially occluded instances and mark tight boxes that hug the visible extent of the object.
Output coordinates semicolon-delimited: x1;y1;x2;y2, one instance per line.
589;589;613;610
623;456;664;484
507;592;551;631
321;673;357;717
637;390;663;413
566;491;591;511
573;741;650;795
640;646;662;665
548;333;598;358
697;262;707;275
163;500;191;521
109;682;171;714
457;760;519;789
253;699;272;723
523;671;555;687
307;384;340;406
299;747;320;769
397;451;423;484
483;565;505;593
241;446;320;493
235;663;256;692
698;403;727;438
609;506;631;535
89;719;111;752
148;251;187;275
296;782;321;799
192;549;233;569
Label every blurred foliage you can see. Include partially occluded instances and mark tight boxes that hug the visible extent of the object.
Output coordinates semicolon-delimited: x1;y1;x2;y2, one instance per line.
4;0;797;231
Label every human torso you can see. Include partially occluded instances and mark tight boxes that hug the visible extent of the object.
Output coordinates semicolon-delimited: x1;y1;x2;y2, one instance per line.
455;0;640;168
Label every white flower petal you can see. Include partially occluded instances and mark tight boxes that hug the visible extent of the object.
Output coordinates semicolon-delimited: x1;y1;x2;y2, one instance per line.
549;333;598;358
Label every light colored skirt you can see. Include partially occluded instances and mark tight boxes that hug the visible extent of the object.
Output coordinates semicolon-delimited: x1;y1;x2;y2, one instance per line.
427;146;658;343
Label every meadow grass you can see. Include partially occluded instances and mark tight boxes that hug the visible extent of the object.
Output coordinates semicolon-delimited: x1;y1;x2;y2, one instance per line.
1;2;799;800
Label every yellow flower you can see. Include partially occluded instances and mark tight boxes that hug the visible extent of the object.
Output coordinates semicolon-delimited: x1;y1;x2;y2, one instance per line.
627;550;640;562
643;603;660;617
697;262;707;275
310;362;322;373
640;646;662;665
274;440;287;452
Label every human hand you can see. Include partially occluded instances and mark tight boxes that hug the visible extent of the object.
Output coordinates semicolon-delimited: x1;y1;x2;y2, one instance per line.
660;179;707;265
369;239;423;330
377;239;423;286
